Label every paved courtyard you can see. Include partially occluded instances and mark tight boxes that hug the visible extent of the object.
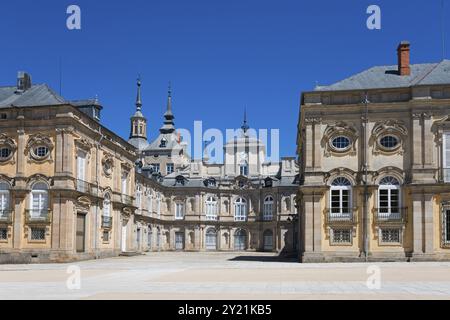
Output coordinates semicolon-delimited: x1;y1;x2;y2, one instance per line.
1;252;450;300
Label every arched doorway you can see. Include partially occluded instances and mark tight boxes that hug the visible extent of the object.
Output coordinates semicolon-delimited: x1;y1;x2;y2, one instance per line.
234;229;247;251
263;229;274;251
205;228;217;250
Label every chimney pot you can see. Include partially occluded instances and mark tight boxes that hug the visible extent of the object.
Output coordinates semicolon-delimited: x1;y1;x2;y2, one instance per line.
397;41;411;76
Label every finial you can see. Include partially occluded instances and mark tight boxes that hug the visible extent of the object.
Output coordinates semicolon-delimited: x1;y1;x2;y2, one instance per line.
136;75;142;111
241;108;249;133
168;81;172;98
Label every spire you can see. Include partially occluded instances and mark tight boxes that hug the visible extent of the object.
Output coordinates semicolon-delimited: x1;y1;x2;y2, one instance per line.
136;75;142;111
241;108;249;133
160;82;176;134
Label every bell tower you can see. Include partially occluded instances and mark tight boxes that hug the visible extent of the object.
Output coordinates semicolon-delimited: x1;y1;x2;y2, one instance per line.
128;76;149;150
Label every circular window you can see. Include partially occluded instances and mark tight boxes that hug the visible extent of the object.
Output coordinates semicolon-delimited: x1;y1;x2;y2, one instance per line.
380;135;399;149
0;147;12;160
331;136;351;151
33;146;50;159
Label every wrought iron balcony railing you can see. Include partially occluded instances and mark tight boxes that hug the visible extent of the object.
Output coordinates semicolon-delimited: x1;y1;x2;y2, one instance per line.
374;208;407;224
101;215;113;229
121;194;134;206
25;209;52;224
325;208;357;224
0;210;12;224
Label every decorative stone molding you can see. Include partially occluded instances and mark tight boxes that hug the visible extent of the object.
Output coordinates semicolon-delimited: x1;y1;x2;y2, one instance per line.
371;166;405;185
321;122;358;157
0;174;14;187
324;167;358;186
370;120;407;155
304;117;322;125
26;174;53;189
76;196;92;211
75;138;93;153
0;134;17;164
102;152;115;178
25;134;54;163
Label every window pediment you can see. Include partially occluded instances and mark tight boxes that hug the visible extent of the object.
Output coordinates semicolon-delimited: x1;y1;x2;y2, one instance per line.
26;134;54;163
371;120;407;155
0;134;17;164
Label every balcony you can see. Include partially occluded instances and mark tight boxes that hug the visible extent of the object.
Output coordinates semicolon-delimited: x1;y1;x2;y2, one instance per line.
374;208;407;224
0;210;12;224
121;194;134;206
25;210;52;224
76;179;92;194
101;216;113;229
325;209;357;225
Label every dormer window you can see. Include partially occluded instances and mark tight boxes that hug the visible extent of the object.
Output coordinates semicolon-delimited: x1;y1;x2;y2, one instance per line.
160;139;167;148
239;161;249;176
264;178;273;188
175;175;186;186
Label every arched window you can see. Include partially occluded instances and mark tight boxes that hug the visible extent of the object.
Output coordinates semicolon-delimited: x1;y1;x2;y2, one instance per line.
147;193;153;214
103;193;111;217
263;196;274;221
205;196;218;221
234;198;247;222
330;177;352;217
234;229;247;250
378;176;401;218
239;161;248;176
30;182;49;219
205;228;217;250
0;182;10;218
156;193;161;218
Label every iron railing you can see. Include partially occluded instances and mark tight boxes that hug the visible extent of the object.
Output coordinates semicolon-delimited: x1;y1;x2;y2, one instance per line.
25;209;52;224
325;208;357;224
374;208;407;224
0;210;12;224
101;215;113;229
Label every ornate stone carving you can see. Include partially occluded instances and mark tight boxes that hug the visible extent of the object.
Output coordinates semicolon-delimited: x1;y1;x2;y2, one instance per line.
25;134;54;163
370;120;407;155
0;134;17;164
321;122;358;157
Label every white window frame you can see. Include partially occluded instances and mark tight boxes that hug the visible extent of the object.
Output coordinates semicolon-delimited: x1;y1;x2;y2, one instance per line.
121;172;128;195
166;163;174;175
205;196;218;221
136;185;142;212
443;208;450;245
156;194;161;218
378;177;401;220
329;178;352;218
239;161;248;176
77;150;87;181
0;182;10;216
175;202;185;220
103;193;111;217
444;132;450;183
148;194;153;214
234;198;247;222
30;182;49;218
263;196;274;221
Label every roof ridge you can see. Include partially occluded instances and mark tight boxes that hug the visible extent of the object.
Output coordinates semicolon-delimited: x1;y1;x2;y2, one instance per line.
43;83;66;103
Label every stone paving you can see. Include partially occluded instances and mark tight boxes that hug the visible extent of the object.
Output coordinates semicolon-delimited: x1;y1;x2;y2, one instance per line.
0;252;450;300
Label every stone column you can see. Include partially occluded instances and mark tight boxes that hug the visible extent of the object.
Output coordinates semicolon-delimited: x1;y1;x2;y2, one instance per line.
424;194;434;253
412;193;424;254
412;113;423;168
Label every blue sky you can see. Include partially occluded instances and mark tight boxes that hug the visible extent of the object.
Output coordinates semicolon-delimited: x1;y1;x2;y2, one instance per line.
0;0;448;157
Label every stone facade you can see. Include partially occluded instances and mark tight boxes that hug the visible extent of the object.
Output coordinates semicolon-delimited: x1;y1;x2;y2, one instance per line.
0;73;299;263
297;42;450;262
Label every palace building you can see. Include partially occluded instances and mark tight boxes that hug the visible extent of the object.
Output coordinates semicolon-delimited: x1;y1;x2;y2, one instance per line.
297;41;450;262
0;72;298;263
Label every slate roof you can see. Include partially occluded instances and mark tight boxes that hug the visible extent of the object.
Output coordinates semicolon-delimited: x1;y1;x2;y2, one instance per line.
0;84;66;108
314;60;450;92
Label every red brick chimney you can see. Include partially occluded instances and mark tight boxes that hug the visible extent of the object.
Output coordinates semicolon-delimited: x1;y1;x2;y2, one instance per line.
397;41;411;76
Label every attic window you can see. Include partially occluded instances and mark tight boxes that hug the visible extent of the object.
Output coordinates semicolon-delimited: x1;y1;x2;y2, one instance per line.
176;176;186;186
264;178;273;188
160;139;167;148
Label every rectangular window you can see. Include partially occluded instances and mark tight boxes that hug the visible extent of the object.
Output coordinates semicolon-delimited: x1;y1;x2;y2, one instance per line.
0;228;7;240
444;209;450;244
330;189;351;215
263;203;273;221
380;228;401;244
206;202;217;221
175;203;185;220
31;191;48;218
151;164;160;173
331;229;352;244
166;163;174;175
30;227;46;241
148;231;152;248
77;151;87;181
103;231;109;242
444;133;450;182
121;172;128;195
0;191;9;214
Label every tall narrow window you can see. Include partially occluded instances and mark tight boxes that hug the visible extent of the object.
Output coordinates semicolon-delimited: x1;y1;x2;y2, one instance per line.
156;194;161;218
136;185;142;212
444;133;450;182
234;198;247;222
103;193;111;217
0;182;10;218
330;177;352;218
263;196;274;221
206;196;218;221
166;163;174;175
378;176;401;219
77;151;87;181
148;194;153;214
444;209;450;244
121;172;128;195
30;182;49;219
240;161;249;176
175;202;185;220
